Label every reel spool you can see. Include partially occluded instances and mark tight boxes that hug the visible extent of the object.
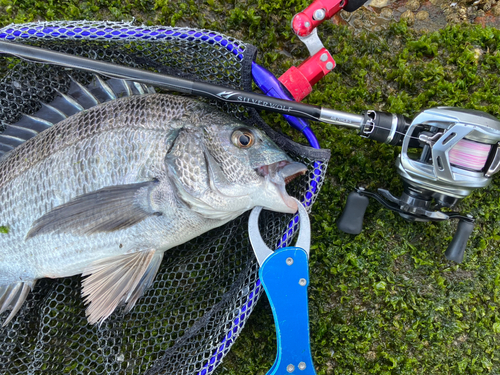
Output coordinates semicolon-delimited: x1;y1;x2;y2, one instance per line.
338;107;500;263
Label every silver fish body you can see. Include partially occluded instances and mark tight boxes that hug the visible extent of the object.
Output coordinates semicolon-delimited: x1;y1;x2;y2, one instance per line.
0;93;306;325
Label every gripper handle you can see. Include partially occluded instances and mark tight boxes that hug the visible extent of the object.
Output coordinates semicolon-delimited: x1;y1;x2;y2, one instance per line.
259;247;316;375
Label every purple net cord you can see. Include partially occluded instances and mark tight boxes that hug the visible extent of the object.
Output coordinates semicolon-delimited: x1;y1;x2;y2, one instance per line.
251;62;320;149
0;22;322;375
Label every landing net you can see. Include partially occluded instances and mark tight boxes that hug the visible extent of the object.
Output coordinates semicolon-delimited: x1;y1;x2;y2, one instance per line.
0;21;330;375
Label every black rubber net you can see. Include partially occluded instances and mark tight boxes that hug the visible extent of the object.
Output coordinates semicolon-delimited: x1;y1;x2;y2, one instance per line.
0;21;330;375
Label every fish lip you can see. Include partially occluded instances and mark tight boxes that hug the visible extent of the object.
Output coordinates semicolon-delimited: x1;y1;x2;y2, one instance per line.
256;160;307;211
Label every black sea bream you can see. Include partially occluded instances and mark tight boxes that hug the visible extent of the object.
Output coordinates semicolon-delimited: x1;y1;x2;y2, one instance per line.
0;91;306;325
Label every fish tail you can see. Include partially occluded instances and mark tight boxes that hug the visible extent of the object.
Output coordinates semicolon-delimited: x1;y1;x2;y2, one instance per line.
0;280;36;326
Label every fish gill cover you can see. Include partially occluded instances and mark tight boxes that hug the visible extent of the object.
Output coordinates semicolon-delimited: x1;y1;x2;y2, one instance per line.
0;21;330;374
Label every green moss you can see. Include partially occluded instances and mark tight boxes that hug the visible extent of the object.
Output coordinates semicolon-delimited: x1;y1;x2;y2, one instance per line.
0;226;9;234
3;1;500;373
222;21;500;375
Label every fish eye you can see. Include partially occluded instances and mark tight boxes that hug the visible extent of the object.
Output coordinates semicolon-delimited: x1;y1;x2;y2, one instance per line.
231;129;255;148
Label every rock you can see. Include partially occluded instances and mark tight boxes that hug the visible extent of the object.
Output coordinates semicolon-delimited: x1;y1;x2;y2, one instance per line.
365;351;376;361
494;5;500;16
458;6;467;19
447;13;461;23
416;10;429;20
380;7;393;19
406;0;420;11
369;0;389;7
401;9;415;25
474;48;483;62
429;0;443;4
352;18;364;29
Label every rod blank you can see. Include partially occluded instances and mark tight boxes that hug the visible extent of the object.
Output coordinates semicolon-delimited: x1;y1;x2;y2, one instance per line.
0;40;363;130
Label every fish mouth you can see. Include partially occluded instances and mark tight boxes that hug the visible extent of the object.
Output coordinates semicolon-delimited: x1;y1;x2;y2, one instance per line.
256;160;307;211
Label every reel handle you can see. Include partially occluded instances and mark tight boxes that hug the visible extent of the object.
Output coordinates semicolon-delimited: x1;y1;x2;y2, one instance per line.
337;191;369;234
445;219;474;263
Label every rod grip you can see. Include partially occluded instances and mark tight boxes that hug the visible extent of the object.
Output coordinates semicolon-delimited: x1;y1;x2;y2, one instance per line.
337;191;369;234
445;220;474;263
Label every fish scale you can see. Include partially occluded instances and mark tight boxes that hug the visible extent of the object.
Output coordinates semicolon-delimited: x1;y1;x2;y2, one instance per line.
0;85;307;325
2;96;187;276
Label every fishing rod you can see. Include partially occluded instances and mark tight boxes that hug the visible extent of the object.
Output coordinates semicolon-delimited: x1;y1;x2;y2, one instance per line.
2;40;500;263
0;40;419;146
0;40;365;130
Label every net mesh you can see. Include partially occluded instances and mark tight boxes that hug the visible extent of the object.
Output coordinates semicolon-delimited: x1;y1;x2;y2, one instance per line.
0;21;330;375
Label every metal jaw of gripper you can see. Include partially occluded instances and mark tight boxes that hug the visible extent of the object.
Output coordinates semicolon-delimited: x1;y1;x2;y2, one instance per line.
248;198;316;375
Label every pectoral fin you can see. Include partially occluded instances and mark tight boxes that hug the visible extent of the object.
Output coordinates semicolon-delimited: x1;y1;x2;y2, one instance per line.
81;249;164;325
26;181;158;239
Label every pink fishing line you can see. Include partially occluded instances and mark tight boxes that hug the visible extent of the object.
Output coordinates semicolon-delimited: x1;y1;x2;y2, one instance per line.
449;139;491;171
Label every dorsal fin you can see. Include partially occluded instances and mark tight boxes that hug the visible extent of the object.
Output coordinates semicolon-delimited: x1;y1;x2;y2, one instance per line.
2;124;38;140
107;78;132;98
16;114;54;133
51;89;85;116
0;134;25;148
67;76;99;109
37;102;68;123
128;81;156;95
0;76;155;159
87;75;116;102
0;144;14;155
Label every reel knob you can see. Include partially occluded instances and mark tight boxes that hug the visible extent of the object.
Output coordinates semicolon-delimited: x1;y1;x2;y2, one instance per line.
337;191;369;234
445;219;475;263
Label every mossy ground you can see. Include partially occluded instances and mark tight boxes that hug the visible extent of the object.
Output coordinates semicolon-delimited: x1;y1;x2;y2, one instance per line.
2;1;500;374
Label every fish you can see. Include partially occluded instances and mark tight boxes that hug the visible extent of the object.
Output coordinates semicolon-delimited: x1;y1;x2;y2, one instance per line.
0;86;307;326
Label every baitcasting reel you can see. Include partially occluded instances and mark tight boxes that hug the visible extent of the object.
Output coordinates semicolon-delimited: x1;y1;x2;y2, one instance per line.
338;107;500;263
